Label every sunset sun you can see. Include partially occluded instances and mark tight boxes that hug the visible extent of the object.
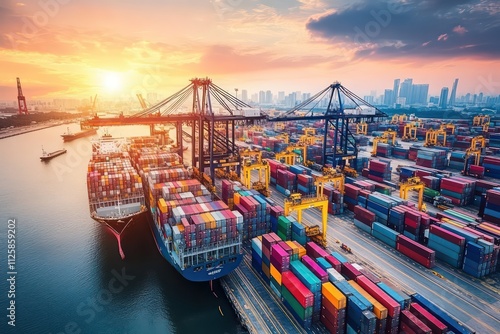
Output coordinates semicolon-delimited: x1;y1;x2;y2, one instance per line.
102;71;123;93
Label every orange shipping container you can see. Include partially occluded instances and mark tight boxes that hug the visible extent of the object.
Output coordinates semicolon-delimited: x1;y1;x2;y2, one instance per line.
270;264;282;285
321;282;347;310
348;280;387;319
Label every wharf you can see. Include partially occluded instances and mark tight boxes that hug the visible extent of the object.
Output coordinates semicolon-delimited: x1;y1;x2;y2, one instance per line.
221;244;327;334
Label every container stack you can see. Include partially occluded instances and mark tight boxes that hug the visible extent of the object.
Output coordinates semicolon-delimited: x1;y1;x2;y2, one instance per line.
270;242;291;297
448;151;467;170
408;303;448;333
269;206;284;235
290;260;322;325
267;159;287;185
400;310;432;333
353;205;376;234
398;166;416;182
372;222;400;248
415;148;448;170
276;169;297;195
462;239;496;278
375;142;392;158
221;179;235;209
387;206;406;232
260;233;280;284
392;146;409;159
396;235;436;268
291;220;307;245
276;215;292;241
427;225;465;269
489;133;500;148
297;174;315;195
320;282;347;334
348;280;388;334
440;177;476;205
366;193;404;225
420;176;440;190
367;159;392;182
281;270;315;328
483;156;500;178
235;192;272;240
344;184;361;212
483;189;500;225
302;255;328;283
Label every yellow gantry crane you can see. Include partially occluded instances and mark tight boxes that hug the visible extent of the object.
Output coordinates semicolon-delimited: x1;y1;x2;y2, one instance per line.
402;123;418;142
424;129;447;147
483;122;489;133
356;122;368;135
439;123;455;134
391;114;400;124
303;127;316;136
284;193;329;248
314;168;345;196
471;135;486;150
275;150;298;165
241;158;271;197
473;115;490;126
276;133;289;144
371;136;389;156
399;177;427;212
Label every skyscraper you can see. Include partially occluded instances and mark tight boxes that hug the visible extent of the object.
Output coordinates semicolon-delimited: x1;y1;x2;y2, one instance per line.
449;78;458;106
241;89;248;103
410;84;429;105
439;87;449;109
399;79;413;104
259;91;266;104
383;89;393;105
265;90;273;104
392;79;400;105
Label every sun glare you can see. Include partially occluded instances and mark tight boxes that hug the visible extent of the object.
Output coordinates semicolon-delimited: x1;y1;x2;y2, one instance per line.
102;71;123;92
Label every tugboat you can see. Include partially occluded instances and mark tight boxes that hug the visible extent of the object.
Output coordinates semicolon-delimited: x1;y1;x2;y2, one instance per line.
40;146;67;161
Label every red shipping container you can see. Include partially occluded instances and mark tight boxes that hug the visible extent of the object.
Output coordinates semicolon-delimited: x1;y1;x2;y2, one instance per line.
355;275;400;318
397;243;435;269
341;262;362;280
429;225;465;246
401;309;432;334
409;302;448;334
282;271;314;308
324;255;342;272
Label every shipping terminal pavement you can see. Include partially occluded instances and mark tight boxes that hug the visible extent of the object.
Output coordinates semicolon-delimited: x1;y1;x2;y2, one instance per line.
221;153;500;334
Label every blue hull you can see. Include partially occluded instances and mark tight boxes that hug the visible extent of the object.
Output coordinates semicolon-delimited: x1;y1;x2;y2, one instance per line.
148;215;243;282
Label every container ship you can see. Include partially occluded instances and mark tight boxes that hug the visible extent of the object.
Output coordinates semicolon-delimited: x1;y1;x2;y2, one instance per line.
86;137;147;259
62;127;97;142
40;147;67;161
128;136;243;281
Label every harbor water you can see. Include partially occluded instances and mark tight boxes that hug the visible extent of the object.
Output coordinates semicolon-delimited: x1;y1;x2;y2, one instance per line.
0;124;243;334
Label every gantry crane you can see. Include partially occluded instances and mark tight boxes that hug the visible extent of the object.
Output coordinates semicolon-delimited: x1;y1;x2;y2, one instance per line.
314;168;345;196
399;177;427;212
382;130;397;145
16;77;28;115
424;129;447;147
473;115;490;126
462;148;482;178
274;122;285;131
483;122;489;133
241;158;271;197
303;127;316;136
300;134;317;145
137;93;148;110
267;82;387;170
276;133;289;144
470;135;486;150
284;193;329;248
356;122;368;135
371;136;389;156
402;123;417;142
192;167;216;193
391;114;400;124
439;123;455;134
275;150;298;165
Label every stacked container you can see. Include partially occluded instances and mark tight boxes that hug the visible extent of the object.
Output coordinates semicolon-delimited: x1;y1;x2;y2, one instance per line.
372;222;400;248
353;205;376;234
440;177;476;206
320;282;347;334
276;169;297;195
396;235;436;268
290;260;322;325
427;225;465;268
483;188;500;225
367;159;392;182
483;156;500;178
344;184;361;212
375;142;392;158
297;174;315;195
415;148;448;170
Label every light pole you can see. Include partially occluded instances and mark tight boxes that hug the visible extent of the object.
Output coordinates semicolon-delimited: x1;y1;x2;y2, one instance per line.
235;88;238;99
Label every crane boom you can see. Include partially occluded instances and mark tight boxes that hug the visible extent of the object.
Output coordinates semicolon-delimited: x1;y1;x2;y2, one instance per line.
16;77;28;115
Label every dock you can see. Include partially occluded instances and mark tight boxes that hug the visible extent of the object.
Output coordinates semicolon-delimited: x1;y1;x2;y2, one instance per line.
222;243;328;334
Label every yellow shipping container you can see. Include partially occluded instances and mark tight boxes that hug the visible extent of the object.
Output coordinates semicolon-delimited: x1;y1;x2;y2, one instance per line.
348;281;387;319
233;193;241;205
158;198;168;213
292;241;307;259
177;224;185;233
321;282;346;310
285;241;299;256
270;264;282;285
206;212;216;229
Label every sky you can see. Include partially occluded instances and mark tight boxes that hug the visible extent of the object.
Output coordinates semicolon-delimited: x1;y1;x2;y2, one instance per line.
0;0;499;102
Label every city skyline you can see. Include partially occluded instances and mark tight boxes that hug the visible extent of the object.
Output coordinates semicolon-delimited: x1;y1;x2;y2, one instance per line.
0;1;499;101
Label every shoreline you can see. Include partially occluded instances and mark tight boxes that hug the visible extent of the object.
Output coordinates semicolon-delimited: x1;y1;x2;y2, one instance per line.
0;120;76;140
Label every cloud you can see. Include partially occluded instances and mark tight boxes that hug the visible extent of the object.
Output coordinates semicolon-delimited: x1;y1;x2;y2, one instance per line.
453;25;468;34
306;0;500;59
437;34;448;41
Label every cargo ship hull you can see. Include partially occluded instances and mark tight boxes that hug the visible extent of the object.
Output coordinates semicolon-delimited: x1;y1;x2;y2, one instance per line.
148;213;243;281
62;128;97;141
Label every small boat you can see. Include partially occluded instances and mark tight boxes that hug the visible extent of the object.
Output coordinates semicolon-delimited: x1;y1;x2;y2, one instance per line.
40;147;67;161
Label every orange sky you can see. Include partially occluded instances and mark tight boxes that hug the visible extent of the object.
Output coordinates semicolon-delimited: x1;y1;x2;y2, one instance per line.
1;0;499;102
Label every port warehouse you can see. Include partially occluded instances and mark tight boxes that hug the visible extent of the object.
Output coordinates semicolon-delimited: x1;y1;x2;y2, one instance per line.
207;115;500;334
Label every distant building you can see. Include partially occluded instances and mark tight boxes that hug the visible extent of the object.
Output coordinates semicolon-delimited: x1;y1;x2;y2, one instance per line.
439;87;449;109
448;78;459;106
259;91;266;104
392;79;400;105
399;78;413;104
429;96;439;104
383;89;393;105
241;89;248;103
278;91;285;104
265;90;273;104
410;84;429;105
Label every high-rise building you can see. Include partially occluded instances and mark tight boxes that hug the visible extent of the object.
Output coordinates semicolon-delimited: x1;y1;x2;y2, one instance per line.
265;90;273;104
410;84;429;105
259;91;266;104
399;78;413;104
241;89;248;103
278;91;285;104
392;79;400;105
383;89;393;105
478;92;484;103
449;78;459;106
439;87;449;109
